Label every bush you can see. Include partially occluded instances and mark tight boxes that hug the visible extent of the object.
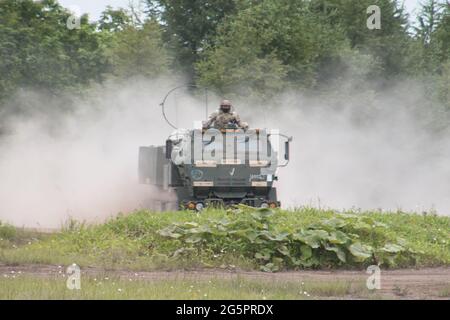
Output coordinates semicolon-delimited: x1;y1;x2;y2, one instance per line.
0;221;16;240
158;205;418;271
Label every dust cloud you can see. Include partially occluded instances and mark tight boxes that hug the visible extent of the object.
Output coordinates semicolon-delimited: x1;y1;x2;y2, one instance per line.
0;76;449;227
245;82;450;215
0;77;207;227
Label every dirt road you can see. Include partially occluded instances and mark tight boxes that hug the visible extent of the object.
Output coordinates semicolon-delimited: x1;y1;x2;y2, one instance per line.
1;264;449;299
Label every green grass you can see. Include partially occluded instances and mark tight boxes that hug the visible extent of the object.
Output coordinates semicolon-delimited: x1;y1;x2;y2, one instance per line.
0;207;449;271
0;275;368;300
438;285;450;298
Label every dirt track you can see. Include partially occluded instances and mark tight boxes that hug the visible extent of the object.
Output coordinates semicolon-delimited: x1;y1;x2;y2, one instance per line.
1;264;449;299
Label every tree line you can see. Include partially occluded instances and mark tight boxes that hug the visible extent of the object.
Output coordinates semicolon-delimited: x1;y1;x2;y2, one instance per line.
0;0;448;110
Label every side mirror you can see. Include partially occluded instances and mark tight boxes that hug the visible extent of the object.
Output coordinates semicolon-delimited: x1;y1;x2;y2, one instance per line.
166;140;173;160
284;141;290;161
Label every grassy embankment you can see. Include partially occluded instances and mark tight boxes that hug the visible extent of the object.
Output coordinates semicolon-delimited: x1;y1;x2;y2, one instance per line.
1;206;449;272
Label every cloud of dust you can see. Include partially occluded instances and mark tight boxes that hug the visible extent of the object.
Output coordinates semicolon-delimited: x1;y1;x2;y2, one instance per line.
0;75;449;228
242;81;450;215
0;77;212;227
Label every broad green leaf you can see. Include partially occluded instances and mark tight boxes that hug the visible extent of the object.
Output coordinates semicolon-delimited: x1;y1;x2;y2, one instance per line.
328;231;350;244
325;245;346;263
260;263;279;272
381;243;404;253
259;231;288;241
353;221;371;230
255;252;271;260
158;228;182;239
277;245;290;256
349;242;373;261
245;231;259;242
300;245;312;260
184;222;199;228
323;218;347;229
185;235;202;244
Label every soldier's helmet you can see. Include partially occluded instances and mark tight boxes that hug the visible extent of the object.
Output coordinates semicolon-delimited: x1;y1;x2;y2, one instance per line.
220;99;232;113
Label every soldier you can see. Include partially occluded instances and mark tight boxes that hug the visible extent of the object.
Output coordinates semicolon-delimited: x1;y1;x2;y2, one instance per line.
203;100;249;130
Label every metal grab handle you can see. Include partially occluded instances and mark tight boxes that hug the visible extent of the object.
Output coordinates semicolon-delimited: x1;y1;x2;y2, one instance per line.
267;133;293;168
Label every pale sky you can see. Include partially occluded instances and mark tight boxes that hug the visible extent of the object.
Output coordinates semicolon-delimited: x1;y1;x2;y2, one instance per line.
59;0;424;21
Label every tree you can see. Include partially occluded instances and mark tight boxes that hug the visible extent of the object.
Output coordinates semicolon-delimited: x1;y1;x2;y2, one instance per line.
196;0;348;96
408;0;448;75
0;0;109;100
98;6;132;32
308;0;411;77
145;0;240;77
107;19;170;78
433;2;450;65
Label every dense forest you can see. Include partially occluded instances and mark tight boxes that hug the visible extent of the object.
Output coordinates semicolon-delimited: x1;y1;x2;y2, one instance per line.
0;0;449;122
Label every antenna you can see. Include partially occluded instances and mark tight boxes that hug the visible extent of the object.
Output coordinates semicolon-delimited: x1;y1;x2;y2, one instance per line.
159;84;209;130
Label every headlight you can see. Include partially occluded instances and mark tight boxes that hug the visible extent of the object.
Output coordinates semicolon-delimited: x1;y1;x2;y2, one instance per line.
187;202;196;210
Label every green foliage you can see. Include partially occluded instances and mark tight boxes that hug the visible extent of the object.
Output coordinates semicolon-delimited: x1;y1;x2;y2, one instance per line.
145;0;239;76
0;221;16;240
410;0;449;75
433;4;450;64
3;208;448;272
0;275;368;299
196;0;348;95
157;206;419;271
106;20;170;78
0;0;109;100
0;0;448;111
98;6;132;32
311;0;410;76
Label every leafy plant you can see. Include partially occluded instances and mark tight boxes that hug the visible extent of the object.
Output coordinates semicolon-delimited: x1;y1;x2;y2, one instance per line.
158;205;416;272
0;221;16;240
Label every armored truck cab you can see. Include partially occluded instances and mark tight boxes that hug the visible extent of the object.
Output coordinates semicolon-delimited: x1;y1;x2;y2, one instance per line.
139;128;290;210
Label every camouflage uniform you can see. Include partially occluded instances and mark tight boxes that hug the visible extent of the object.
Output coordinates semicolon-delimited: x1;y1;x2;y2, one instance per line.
203;100;248;130
203;109;248;130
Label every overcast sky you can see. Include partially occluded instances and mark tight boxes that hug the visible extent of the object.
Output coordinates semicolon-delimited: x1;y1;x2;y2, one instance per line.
59;0;424;21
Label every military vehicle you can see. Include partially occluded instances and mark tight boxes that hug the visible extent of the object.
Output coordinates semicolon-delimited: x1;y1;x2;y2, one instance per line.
138;87;292;211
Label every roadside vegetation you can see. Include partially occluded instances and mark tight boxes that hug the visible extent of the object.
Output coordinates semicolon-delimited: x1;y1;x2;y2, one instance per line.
0;274;371;300
1;207;448;272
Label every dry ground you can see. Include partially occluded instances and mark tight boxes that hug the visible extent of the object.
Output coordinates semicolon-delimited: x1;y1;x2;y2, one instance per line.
1;264;448;299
